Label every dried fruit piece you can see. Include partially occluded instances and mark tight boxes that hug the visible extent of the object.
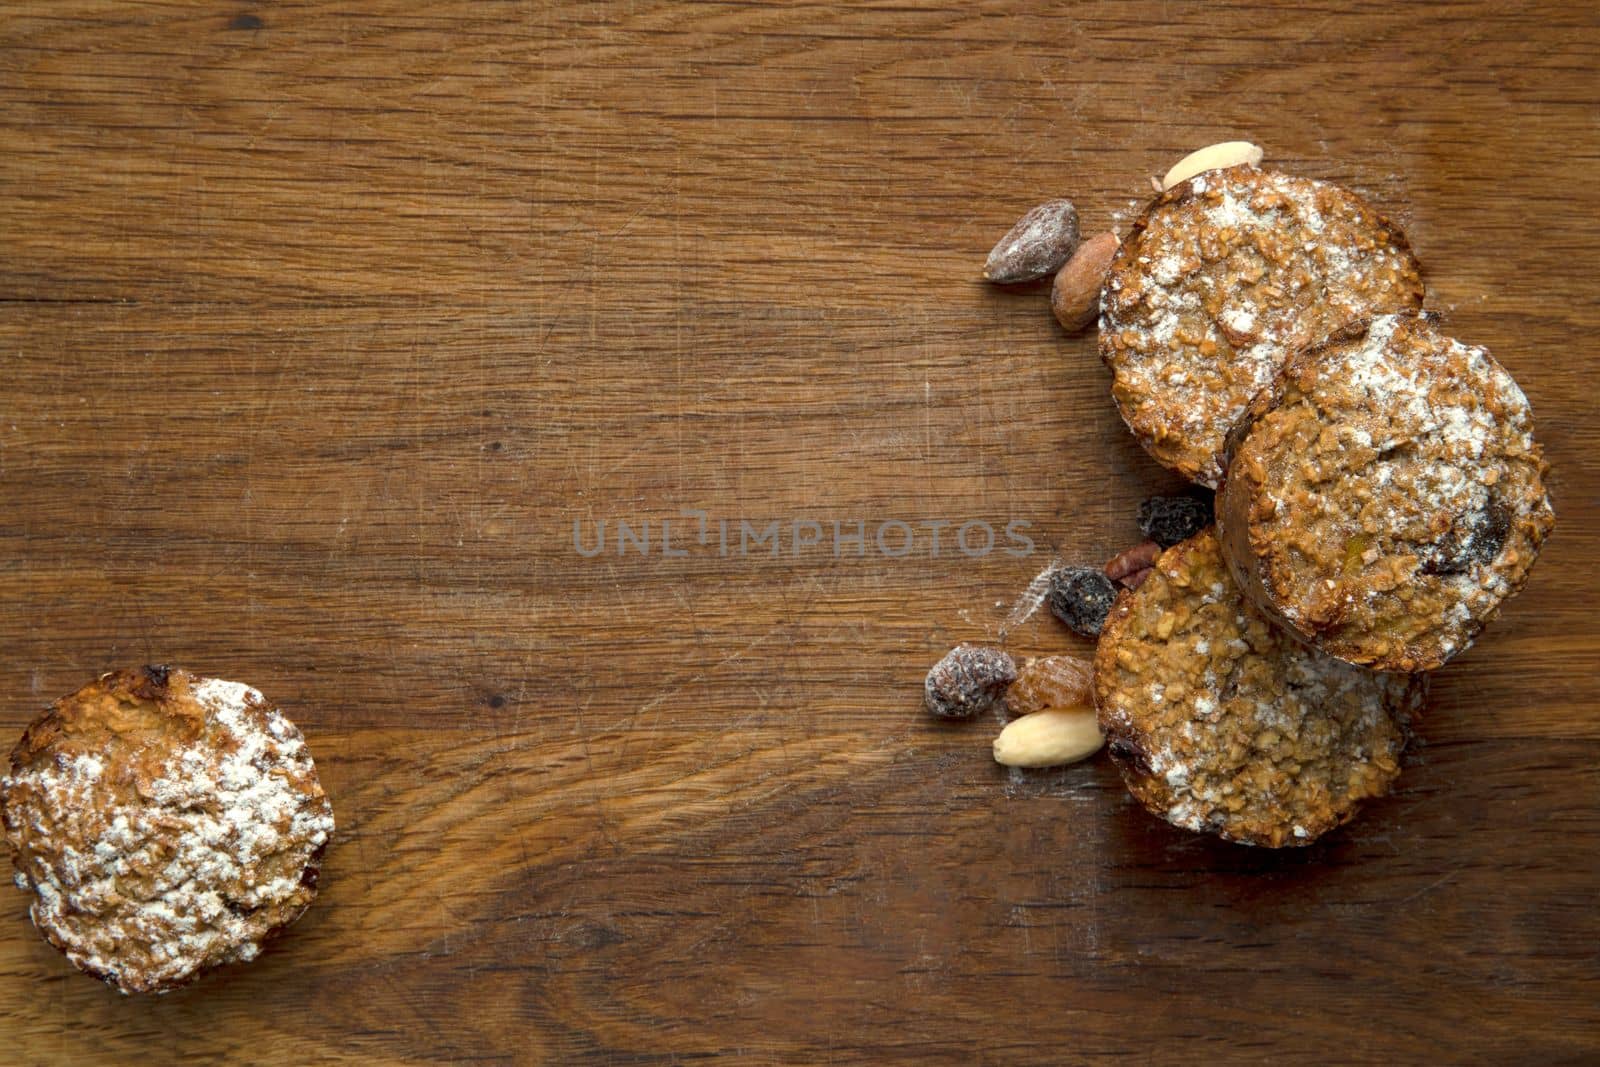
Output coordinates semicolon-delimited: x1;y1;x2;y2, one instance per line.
1105;540;1162;588
1006;655;1094;716
1137;495;1212;548
1420;500;1512;576
1047;567;1117;637
1160;140;1264;190
993;706;1104;767
1051;231;1120;333
924;645;1017;720
983;199;1080;284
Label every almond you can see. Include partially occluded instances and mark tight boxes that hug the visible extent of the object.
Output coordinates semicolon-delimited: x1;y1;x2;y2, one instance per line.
1160;141;1264;191
1051;231;1119;333
993;706;1104;768
984;199;1080;284
924;645;1017;721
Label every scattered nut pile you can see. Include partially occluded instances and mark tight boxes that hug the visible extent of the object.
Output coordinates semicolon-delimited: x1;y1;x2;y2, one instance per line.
925;493;1210;770
924;140;1552;846
931;145;1251;780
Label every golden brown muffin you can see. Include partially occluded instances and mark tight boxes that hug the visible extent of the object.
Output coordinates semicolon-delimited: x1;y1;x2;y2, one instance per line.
1093;530;1423;847
1217;313;1555;672
1;666;334;993
1100;165;1424;486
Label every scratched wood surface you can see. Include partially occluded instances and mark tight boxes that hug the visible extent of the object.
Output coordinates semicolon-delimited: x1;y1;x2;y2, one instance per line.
1;1;1598;1062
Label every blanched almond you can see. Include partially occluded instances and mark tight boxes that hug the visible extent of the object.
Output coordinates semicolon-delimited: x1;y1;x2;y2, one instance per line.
993;706;1104;768
1161;141;1264;191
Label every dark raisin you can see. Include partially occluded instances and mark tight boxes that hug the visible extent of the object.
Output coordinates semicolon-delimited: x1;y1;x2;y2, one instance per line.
131;664;173;700
924;645;1017;720
1047;566;1117;637
1422;500;1512;576
1137;494;1212;547
1107;737;1153;776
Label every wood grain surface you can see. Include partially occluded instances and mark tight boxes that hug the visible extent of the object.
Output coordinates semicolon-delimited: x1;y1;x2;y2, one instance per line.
2;1;1598;1062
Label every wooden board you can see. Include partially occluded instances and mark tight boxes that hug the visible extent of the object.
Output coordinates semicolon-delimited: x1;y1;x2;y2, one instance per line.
2;1;1598;1061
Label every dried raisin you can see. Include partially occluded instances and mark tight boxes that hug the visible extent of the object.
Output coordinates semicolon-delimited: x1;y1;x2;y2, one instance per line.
1006;655;1095;716
1421;501;1512;576
1047;567;1117;637
1137;494;1213;548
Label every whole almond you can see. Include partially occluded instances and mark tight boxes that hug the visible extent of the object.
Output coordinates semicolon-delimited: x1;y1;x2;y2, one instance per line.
924;645;1017;720
1051;231;1119;332
984;199;1080;284
1160;140;1264;190
1006;655;1094;717
993;706;1104;768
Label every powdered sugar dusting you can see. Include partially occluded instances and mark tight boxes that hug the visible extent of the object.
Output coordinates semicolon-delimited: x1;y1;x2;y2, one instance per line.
1307;316;1536;556
1139;642;1395;836
1000;557;1063;638
192;677;259;714
1101;532;1411;845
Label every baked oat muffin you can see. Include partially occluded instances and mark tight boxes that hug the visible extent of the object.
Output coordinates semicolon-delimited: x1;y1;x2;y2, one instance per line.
1094;529;1423;847
1217;313;1554;672
1;666;334;993
1100;165;1424;486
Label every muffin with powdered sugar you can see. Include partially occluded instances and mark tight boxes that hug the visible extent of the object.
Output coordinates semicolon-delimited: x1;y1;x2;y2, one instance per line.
1100;164;1424;487
1094;529;1424;847
1;665;334;993
1217;313;1554;672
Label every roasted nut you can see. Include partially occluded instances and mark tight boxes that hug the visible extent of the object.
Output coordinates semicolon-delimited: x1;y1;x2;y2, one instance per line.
1161;141;1264;190
1006;655;1094;716
1051;231;1120;333
1122;567;1155;590
924;645;1017;720
984;199;1080;284
1105;541;1161;587
993;706;1104;768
